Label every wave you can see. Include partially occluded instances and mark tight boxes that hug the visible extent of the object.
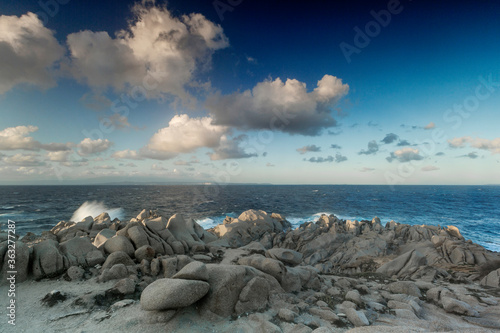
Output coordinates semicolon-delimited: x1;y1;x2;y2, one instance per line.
70;201;124;222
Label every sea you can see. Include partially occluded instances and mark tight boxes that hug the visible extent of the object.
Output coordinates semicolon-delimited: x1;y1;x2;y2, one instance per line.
0;185;499;252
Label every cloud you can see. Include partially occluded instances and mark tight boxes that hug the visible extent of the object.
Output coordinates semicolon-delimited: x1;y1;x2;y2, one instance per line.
124;162;137;167
330;144;342;149
381;133;399;144
335;153;348;163
358;140;379;155
461;152;479;159
206;75;349;136
387;147;424;163
367;121;379;128
77;138;113;156
94;165;115;170
328;130;342;136
397;140;411;146
209;135;258;161
360;167;375;172
297;145;321;154
46;151;72;162
305;156;334;163
111;149;143;160
448;137;500;154
174;160;190;166
147;114;228;154
67;2;228;101
151;164;168;171
266;162;275;167
79;93;112;111
424;122;436;130
422;165;439;172
0;125;71;152
2;153;45;167
436;152;445;156
0;13;65;94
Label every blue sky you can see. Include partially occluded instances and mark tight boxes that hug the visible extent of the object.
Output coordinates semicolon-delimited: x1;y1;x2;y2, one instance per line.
0;0;499;185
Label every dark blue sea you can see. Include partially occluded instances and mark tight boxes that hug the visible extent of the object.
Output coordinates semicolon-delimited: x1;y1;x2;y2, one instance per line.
0;185;498;252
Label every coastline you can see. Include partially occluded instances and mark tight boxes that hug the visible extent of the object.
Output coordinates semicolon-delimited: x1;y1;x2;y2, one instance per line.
1;209;500;332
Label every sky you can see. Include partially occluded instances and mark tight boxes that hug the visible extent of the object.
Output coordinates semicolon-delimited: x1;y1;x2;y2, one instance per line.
0;0;499;185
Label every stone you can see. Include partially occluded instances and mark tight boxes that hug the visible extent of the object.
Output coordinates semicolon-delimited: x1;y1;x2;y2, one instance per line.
101;251;134;270
128;226;150;249
86;250;105;267
134;245;155;262
238;255;286;283
278;308;297;322
241;241;267;254
345;290;363;306
345;308;369;327
172;261;208;281
235;276;270;315
59;237;98;267
166;214;210;247
481;268;500;288
375;250;427;278
32;240;68;279
113;278;136;295
100;264;129;282
140;278;210;311
67;266;85;281
387;281;422;297
309;307;339;323
1;241;29;282
394;309;419;320
311;328;334;333
104;236;135;257
266;248;303;266
93;229;116;248
446;225;463;239
441;296;479;317
110;299;134;311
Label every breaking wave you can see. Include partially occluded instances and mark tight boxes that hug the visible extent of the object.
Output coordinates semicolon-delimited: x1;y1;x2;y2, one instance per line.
70;201;124;222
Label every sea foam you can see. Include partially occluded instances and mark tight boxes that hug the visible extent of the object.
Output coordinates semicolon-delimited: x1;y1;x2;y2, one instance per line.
70;201;124;222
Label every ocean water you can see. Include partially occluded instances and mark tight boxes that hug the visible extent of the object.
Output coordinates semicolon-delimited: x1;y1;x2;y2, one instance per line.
0;185;498;252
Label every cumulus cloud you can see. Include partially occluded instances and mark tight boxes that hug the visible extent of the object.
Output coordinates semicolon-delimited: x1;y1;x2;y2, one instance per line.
67;2;228;101
305;156;334;163
209;135;258;161
206;75;349;136
151;163;168;171
397;139;411;146
174;160;190;166
147;114;227;153
297;145;321;154
2;153;45;167
330;144;342;149
111;149;143;160
94;165;116;170
422;165;439;172
448;137;500;154
335;153;348;163
46;151;72;162
424;122;436;130
358;140;379;155
387;148;424;163
0;13;65;94
381;133;399;144
461;152;479;159
77;138;113;156
0;125;71;151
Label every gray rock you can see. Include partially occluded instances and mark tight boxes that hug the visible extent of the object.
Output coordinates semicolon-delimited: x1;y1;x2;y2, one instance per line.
100;264;129;282
113;278;136;295
93;229;116;248
311;328;334;333
481;268;500;288
376;250;427;278
387;281;422;297
128;226;150;249
32;240;68;279
278;308;297;322
1;241;29;282
345;290;363;306
394;308;419;320
441;296;479;317
140;278;210;311
102;251;134;270
86;250;105;267
59;237;98;267
235;276;270;315
166;214;208;248
67;266;85;281
238;255;286;283
172;261;208;281
134;245;155;262
345;308;369;327
309;307;339;323
266;248;303;266
104;236;135;257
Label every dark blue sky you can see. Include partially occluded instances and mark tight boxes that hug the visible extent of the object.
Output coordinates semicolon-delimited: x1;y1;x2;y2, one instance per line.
0;0;499;184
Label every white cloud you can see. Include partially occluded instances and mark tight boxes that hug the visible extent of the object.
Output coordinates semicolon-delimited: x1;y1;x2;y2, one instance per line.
448;136;472;148
147;114;227;153
422;165;439;172
358;140;379;155
206;75;349;135
46;151;71;162
2;153;45;167
448;136;500;154
151;163;168;171
111;149;143;160
424;122;436;130
387;148;424;163
209;135;258;161
94;165;115;170
0;13;65;94
77;138;113;156
67;2;228;101
297;145;321;154
0;125;71;151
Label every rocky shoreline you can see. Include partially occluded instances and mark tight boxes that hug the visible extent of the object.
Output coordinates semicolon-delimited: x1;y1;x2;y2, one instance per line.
1;209;500;332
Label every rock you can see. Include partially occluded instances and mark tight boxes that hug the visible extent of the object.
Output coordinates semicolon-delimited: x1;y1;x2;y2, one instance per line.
241;241;267;254
1;241;29;282
172;261;208;281
278;308;297;322
266;248;303;266
235;276;270;315
446;225;463;239
387;281;422;297
110;299;134;311
140;278;210;311
101;251;135;270
32;240;68;279
288;324;313;333
41;290;67;307
93;229;116;248
394;309;419;320
345;308;369;327
238;255;286;283
100;264;129;282
59;237;98;267
144;310;177;324
345;290;363;306
134;245;155;262
86;250;105;267
128;226;150;249
67;266;85;281
481;268;500;288
311;328;334;333
376;250;427;278
166;214;211;248
309;307;339;323
441;296;479;317
104;236;135;257
136;209;149;221
112;278;136;295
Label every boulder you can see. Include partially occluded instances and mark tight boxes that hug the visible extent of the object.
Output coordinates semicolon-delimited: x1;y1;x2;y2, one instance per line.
134;245;155;262
387;281;422;298
102;251;134;270
32;240;68;279
112;278;136;295
441;296;479;317
104;236;135;257
481;268;500;288
345;290;363;306
172;261;208;281
59;237;98;267
345;308;369;327
140;278;210;311
86;250;105;267
1;241;30;283
238;255;286;283
376;250;427;278
93;229;116;248
266;248;303;266
166;214;213;247
234;276;270;315
128;226;150;249
100;264;129;282
67;266;85;281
